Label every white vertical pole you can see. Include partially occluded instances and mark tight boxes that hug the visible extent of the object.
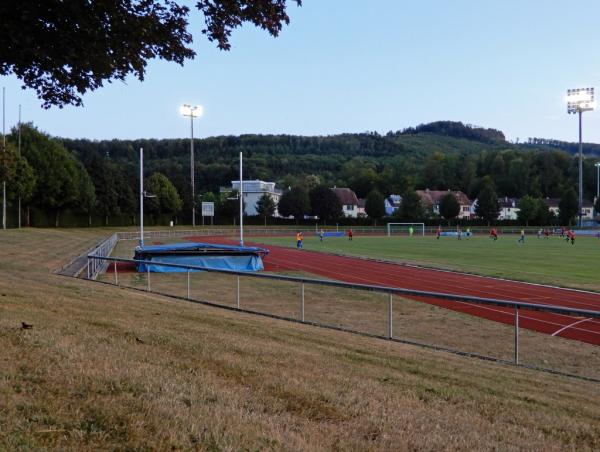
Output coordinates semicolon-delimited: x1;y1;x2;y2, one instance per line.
190;113;195;227
187;270;190;299
114;261;118;285
236;275;240;308
139;147;144;247
17;104;21;228
239;151;244;247
388;293;393;339
2;86;6;230
578;110;583;227
301;283;305;321
514;306;520;365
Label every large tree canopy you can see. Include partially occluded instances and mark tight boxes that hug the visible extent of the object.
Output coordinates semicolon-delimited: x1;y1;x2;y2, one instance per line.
1;0;301;108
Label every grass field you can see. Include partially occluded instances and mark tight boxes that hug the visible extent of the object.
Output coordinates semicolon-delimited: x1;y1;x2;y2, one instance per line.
251;234;600;291
2;228;600;449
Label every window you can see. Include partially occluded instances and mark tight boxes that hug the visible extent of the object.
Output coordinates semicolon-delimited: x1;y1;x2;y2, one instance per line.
462;206;470;212
346;205;355;210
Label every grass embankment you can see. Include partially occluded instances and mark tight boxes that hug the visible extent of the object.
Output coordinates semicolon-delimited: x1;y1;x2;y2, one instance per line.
1;229;600;449
252;234;600;291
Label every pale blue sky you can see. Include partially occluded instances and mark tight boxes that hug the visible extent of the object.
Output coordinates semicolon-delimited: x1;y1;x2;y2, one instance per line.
2;1;600;142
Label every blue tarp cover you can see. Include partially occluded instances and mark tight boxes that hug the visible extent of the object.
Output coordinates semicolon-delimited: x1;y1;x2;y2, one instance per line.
134;242;268;273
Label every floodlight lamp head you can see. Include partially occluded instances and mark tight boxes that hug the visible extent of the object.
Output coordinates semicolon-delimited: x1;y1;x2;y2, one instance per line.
566;87;595;113
179;104;203;118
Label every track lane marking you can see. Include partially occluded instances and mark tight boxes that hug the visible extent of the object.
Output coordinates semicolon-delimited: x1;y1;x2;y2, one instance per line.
551;318;593;337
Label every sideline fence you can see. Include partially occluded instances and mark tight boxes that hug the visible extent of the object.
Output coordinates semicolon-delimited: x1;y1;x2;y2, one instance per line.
87;233;118;280
86;253;600;383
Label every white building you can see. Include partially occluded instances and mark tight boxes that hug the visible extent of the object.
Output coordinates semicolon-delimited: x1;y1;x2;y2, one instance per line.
228;180;282;216
498;197;519;220
332;187;360;218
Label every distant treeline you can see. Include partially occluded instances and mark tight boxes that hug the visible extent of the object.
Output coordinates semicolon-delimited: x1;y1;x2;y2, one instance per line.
2;121;598;227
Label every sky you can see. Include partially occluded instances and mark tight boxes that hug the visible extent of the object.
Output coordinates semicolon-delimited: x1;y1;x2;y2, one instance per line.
2;0;600;142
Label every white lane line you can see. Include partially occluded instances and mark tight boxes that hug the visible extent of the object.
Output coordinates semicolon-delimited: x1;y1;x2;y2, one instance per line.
551;318;592;337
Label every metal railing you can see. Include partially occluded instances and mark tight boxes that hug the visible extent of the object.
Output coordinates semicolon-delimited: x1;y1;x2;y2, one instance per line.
86;254;600;382
86;234;118;280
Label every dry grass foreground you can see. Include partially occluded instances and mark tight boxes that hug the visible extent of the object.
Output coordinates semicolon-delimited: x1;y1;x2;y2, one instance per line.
0;229;599;450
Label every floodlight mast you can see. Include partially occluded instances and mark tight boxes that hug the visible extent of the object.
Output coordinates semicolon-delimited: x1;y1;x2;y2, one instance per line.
2;86;6;230
566;87;595;227
595;162;600;200
180;104;203;227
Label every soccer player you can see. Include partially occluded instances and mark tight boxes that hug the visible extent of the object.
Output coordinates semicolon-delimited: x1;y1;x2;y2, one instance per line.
436;225;442;240
409;226;414;237
544;228;550;239
490;227;498;241
296;231;303;249
348;228;353;241
319;229;324;243
457;226;462;240
518;228;525;244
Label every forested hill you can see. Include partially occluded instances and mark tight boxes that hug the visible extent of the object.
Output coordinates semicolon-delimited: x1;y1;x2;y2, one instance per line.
58;120;599;205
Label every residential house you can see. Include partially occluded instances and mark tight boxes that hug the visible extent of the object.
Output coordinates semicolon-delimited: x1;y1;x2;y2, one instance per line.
544;197;594;220
357;198;366;217
416;189;472;219
332;187;359;218
498;197;520;220
385;194;403;216
224;180;282;216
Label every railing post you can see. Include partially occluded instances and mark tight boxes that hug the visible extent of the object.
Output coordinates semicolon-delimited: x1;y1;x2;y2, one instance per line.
514;306;520;365
388;292;393;339
87;258;90;280
187;270;190;299
300;283;305;322
236;275;240;308
114;261;118;285
147;267;151;292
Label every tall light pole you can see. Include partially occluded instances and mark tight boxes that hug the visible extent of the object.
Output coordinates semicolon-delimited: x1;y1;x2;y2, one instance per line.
139;147;145;247
2;86;6;230
239;151;244;247
179;104;203;227
595;162;600;200
567;87;595;227
18;104;21;228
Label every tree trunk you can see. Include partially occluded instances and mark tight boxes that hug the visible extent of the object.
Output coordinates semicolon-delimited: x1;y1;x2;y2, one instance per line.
27;206;30;227
264;216;267;227
88;214;92;227
55;210;60;228
105;215;109;226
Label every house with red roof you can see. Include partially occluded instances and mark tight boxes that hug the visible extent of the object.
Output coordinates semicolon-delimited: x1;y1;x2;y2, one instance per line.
332;187;360;218
416;189;472;219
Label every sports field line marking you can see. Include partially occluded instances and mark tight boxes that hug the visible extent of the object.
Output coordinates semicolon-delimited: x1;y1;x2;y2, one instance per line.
551;318;592;337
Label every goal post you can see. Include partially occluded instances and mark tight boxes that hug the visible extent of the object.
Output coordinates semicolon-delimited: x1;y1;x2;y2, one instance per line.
387;222;425;237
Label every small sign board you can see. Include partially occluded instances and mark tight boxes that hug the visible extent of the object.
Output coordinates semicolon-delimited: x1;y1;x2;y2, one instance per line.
201;202;214;217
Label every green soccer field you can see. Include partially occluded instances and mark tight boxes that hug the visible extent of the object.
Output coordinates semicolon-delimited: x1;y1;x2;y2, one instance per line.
251;234;600;291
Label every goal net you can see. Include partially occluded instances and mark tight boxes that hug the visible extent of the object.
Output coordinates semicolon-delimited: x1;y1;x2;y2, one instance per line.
387;222;425;237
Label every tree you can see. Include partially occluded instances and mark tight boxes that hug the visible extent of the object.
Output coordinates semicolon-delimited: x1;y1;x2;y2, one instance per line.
365;190;385;224
76;163;97;226
475;186;500;225
278;186;310;222
517;196;538;226
1;1;301;108
309;185;342;222
399;189;423;220
145;172;182;222
16;124;81;226
559;187;578;226
439;193;460;224
87;156;119;225
256;193;276;226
